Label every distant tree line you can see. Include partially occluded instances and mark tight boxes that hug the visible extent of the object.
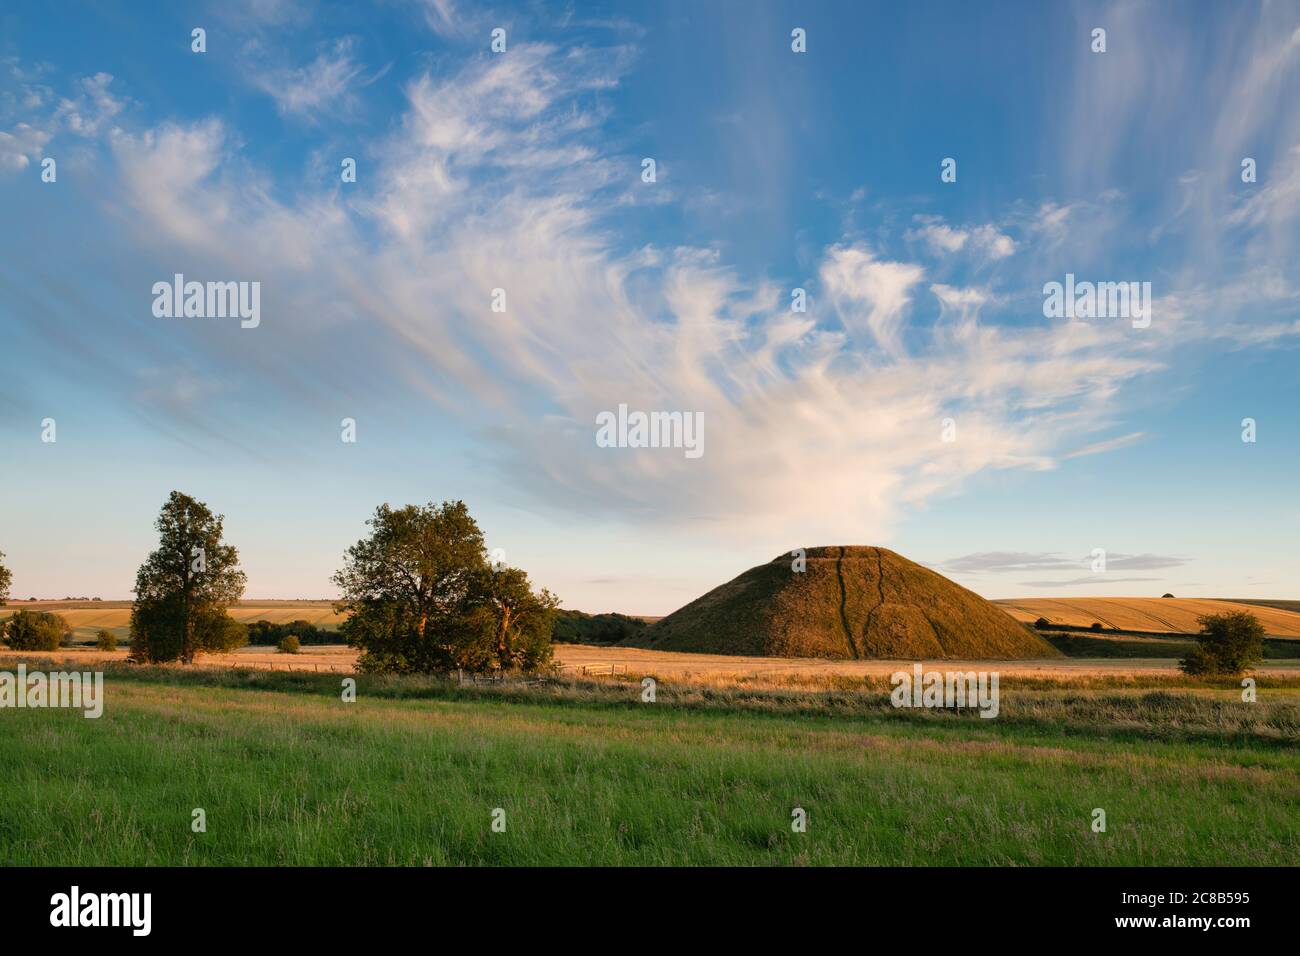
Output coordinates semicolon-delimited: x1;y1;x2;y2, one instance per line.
246;619;337;646
552;610;647;645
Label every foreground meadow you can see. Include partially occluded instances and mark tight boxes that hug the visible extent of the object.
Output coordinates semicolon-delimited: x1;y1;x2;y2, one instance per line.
0;660;1297;866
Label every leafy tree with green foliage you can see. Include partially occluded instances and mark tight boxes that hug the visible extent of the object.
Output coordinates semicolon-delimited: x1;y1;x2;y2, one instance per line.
334;501;486;672
200;612;248;653
334;500;556;673
476;566;558;669
0;549;11;606
3;610;69;650
130;597;248;661
1180;611;1265;676
278;634;300;654
96;630;118;651
129;491;247;664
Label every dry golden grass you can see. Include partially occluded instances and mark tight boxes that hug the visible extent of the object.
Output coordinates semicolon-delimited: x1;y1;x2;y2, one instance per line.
14;641;1300;692
995;596;1300;637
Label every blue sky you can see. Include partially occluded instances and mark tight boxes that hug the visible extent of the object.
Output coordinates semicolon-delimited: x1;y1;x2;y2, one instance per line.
1;0;1298;613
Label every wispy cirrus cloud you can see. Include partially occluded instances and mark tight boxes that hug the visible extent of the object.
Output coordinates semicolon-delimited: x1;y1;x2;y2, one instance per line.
1062;431;1146;459
945;551;1188;574
3;7;1299;556
248;38;371;120
943;552;1080;574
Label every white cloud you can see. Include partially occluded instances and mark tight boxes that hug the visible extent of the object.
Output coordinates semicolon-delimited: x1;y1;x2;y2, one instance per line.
908;220;1016;260
37;35;1297;549
251;39;366;119
1227;144;1300;232
914;222;967;253
1030;201;1076;243
819;244;925;356
0;121;49;170
418;0;473;38
53;72;124;136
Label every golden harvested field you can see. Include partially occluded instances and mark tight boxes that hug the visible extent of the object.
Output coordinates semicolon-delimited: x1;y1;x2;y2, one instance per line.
0;599;344;640
12;642;1300;686
994;597;1300;638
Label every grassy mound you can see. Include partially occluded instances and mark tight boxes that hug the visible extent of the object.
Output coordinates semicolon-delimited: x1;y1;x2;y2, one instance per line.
625;546;1061;660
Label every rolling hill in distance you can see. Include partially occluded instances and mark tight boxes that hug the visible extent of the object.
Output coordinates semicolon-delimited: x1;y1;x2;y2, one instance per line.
995;597;1300;638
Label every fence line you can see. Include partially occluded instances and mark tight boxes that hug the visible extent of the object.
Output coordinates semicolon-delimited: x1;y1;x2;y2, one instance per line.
215;660;355;674
556;663;628;677
206;659;630;678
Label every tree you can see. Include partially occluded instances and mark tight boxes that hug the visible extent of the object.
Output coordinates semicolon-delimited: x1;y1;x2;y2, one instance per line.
334;500;556;673
96;630;118;651
3;610;69;650
131;586;248;663
1180;611;1265;676
0;549;11;606
334;501;485;672
278;634;300;654
477;566;558;670
334;502;484;641
130;491;247;664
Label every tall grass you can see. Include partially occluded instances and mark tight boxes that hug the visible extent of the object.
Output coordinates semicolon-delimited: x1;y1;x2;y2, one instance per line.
2;660;1298;865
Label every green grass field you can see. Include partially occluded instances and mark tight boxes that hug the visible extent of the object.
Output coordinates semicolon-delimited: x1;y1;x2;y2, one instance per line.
1;661;1297;865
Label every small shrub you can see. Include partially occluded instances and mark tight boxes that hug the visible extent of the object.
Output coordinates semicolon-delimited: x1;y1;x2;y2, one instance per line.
278;635;300;654
1090;622;1103;631
1180;611;1265;676
2;610;70;650
1033;617;1051;629
1161;593;1175;599
96;630;118;651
